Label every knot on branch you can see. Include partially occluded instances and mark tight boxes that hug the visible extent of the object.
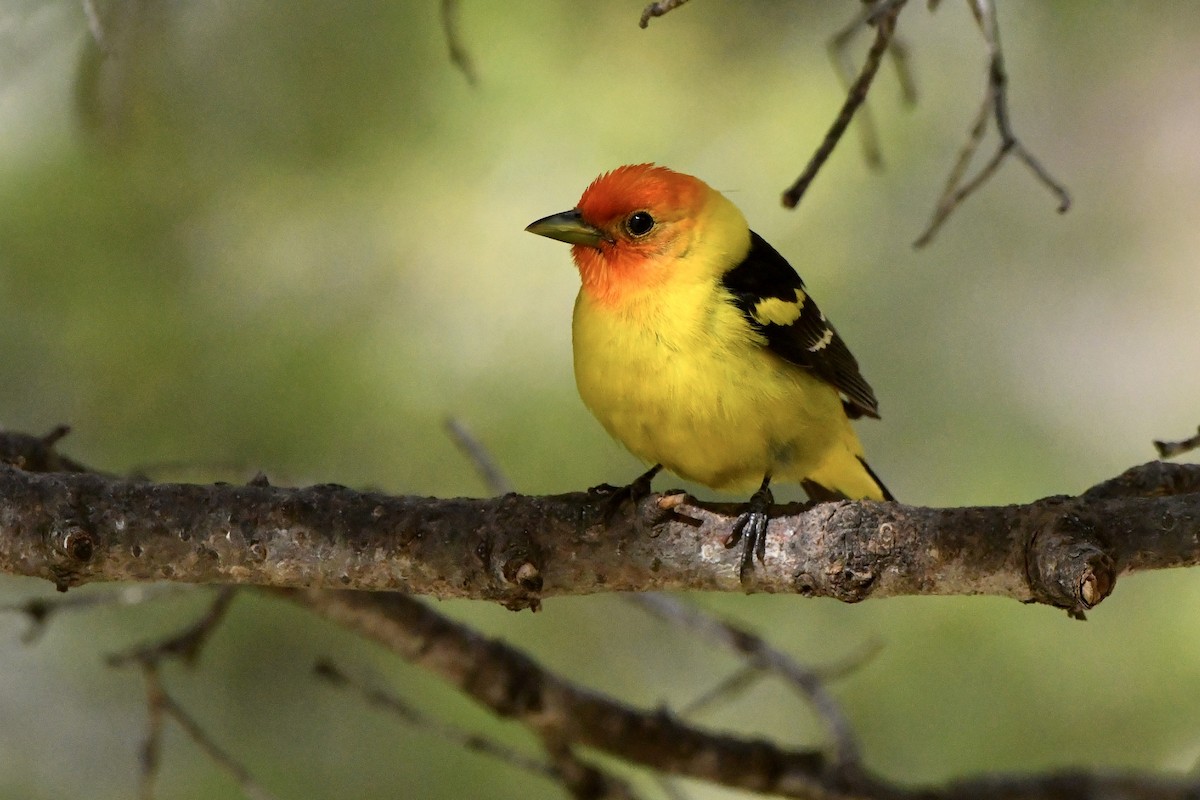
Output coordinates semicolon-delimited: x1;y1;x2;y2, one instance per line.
477;493;546;611
48;518;99;592
0;426;91;474
790;502;881;603
1025;507;1115;618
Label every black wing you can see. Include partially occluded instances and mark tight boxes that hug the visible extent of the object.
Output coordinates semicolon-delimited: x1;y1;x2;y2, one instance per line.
721;231;880;419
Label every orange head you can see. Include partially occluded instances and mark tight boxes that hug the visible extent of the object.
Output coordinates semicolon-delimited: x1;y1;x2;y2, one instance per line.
526;165;743;306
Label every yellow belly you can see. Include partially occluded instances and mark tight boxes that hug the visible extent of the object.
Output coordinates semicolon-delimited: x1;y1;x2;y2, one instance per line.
571;287;852;493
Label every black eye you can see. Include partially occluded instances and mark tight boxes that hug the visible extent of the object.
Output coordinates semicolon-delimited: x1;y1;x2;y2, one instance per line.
625;211;655;237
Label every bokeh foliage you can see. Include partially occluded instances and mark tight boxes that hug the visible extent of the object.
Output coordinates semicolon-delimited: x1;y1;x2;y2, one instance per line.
0;2;1198;798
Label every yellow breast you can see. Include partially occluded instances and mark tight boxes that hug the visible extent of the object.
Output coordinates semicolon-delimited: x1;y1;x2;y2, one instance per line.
571;280;847;492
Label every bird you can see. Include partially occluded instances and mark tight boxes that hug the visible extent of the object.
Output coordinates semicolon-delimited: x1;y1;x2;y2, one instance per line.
525;164;892;581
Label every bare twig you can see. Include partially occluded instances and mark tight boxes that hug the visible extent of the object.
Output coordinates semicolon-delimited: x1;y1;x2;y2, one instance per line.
828;5;884;168
782;0;907;209
314;659;559;780
103;588;261;799
318;635;635;798
887;32;918;104
679;635;882;720
444;417;515;494
814;636;885;682
137;661;167;800
1155;426;1200;460
912;90;991;244
134;661;280;800
539;734;641;800
639;0;691;28
913;0;1069;247
0;584;195;644
678;662;761;716
0;425;97;474
627;593;862;769
109;587;238;667
827;2;918;169
288;587;1200;800
440;0;478;86
287;589;838;798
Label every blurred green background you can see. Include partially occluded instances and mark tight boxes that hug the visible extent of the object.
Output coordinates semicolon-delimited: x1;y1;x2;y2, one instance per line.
1;1;1198;798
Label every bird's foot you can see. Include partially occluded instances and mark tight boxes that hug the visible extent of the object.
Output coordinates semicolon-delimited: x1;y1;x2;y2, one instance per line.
590;464;663;524
725;481;774;584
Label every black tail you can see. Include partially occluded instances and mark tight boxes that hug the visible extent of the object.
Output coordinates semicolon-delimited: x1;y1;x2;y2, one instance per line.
857;455;895;501
801;456;894;502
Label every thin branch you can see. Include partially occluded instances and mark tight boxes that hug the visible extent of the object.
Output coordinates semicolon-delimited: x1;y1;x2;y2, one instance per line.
1155;426;1200;460
678;662;762;717
0;584;195;644
286;589;839;799
782;0;908;209
313;659;560;781
444;417;515;494
105;588;262;799
137;661;166;800
815;637;885;682
109;587;238;667
912;90;992;245
133;661;281;800
828;4;885;168
913;0;1069;247
639;0;691;29
440;0;478;87
678;635;881;720
539;733;641;800
887;32;918;104
827;3;918;169
626;593;862;769
0;426;97;474
285;587;1200;800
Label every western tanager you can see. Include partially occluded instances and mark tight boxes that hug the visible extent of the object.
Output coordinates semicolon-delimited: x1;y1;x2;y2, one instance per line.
526;164;892;579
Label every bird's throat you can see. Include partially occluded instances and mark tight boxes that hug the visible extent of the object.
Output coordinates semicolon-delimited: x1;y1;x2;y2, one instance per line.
572;243;667;309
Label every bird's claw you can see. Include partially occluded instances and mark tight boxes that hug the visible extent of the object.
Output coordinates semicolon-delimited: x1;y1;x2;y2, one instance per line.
594;464;663;525
724;482;774;584
726;511;768;583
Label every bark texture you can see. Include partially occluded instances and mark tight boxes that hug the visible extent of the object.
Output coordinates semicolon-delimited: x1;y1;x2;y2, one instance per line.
1;431;1197;613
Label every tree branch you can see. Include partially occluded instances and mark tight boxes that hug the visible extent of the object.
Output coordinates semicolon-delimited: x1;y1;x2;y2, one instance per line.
782;0;907;209
286;588;1200;800
826;2;919;170
1;431;1198;615
1155;425;1200;460
912;0;1070;247
6;429;1200;797
439;0;478;87
639;0;691;29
